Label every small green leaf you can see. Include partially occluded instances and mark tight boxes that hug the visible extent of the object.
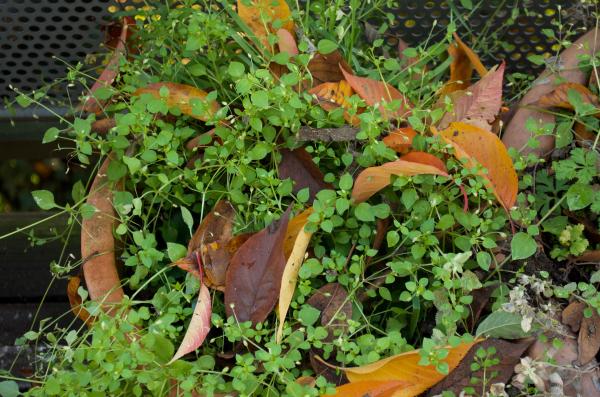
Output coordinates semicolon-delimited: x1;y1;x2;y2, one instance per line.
167;242;187;262
511;232;537;260
251;91;269;109
317;39;338;54
387;230;400;247
43;127;60;143
228;61;245;78
32;190;56;210
354;202;374;222
567;183;594;211
181;207;194;237
476;311;532;339
298;305;321;326
0;381;19;397
339;173;353;191
476;251;491;271
80;203;97;219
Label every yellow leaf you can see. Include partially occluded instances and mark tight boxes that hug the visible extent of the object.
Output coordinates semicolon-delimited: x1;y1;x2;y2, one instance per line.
237;0;294;50
435;122;518;210
134;82;219;121
440;33;487;96
276;218;313;343
342;342;476;397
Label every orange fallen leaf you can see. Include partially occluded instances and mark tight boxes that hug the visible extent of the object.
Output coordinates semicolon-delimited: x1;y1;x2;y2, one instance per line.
351;151;448;203
237;0;294;51
341;68;412;120
308;80;360;125
324;380;409;397
134;82;219;121
439;33;487;96
382;127;417;154
67;276;94;326
276;28;298;55
341;342;476;397
435;122;518;210
453;33;487;77
536;82;600;116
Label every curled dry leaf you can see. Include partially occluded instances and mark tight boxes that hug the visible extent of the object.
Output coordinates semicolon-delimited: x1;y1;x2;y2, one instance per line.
578;310;600;365
278;148;331;202
382;127;417;154
502;28;600;157
67;276;94;326
452;32;487;77
276;212;313;343
325;380;409;397
536;82;600;114
82;18;132;114
341;67;412;120
224;208;291;324
341;341;477;397
351;151;448;203
134;82;219;121
91;118;117;135
81;155;124;310
439;63;505;131
425;339;533;396
436;122;518;210
237;0;294;50
307;51;353;87
169;267;212;364
308;80;360;126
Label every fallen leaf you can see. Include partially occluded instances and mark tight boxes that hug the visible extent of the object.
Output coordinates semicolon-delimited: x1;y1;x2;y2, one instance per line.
574;250;600;263
134;82;219;121
351;151;448;203
307;51;353;87
276;28;298;55
81;154;124;310
435;122;518;210
224;208;291;324
237;0;294;50
453;32;487;77
276;215;313;343
67;276;94;326
536;82;600;113
382;128;417;154
562;301;586;332
308;80;354;111
310;349;347;386
169;267;212;364
91;118;117;135
278;148;331;202
578;310;600;365
324;380;408;397
425;339;533;396
439;41;473;95
341;67;412;120
342;341;477;397
295;376;316;388
439;63;505;130
466;284;497;331
306;283;353;341
283;207;314;258
82;18;132;114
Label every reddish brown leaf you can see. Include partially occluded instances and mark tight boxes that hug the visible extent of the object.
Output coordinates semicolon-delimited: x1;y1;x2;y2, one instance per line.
309;349;347;386
224;208;292;324
134;82;219;121
276;28;298;55
188;200;235;254
81;155;124;310
91;118;116;135
306;283;353;341
454;32;487;77
562;301;586;332
536;82;599;112
67;276;94;326
324;380;408;397
341;67;412;120
278;148;331;202
351;151;448;203
82;18;132;114
425;339;533;396
574;250;600;263
307;51;353;87
439;63;505;130
237;0;294;50
382;127;417;154
436;122;518;210
578;310;600;365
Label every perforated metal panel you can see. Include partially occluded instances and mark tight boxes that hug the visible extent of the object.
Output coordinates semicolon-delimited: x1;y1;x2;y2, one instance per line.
0;0;113;104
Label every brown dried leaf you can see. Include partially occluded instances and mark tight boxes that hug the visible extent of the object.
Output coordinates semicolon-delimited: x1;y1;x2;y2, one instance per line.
562;301;586;332
578;310;600;365
278;148;331;202
307;51;353;87
382;127;417;154
237;0;294;50
309;349;347;386
224;208;291;324
537;82;600;113
306;283;352;341
188;200;235;254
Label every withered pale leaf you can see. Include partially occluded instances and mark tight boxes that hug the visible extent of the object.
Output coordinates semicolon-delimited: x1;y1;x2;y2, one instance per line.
224;208;291;324
352;151;448;203
283;207;314;258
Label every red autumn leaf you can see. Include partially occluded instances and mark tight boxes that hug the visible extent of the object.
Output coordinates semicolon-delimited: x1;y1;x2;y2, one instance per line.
382;127;417;154
324;380;408;397
67;276;94;326
278;148;331;202
340;67;412;120
307;51;353;87
436;122;518;210
351;151;448;203
82;18;132;114
237;0;294;51
81;155;124;311
134;82;220;121
224;208;292;324
439;63;505;130
276;28;298;55
169;259;212;364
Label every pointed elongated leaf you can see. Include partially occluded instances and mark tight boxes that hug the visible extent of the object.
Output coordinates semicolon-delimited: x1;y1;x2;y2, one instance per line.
237;0;294;50
439;41;473;95
453;32;487;77
283;207;314;258
276;215;313;343
352;152;448;203
382;128;417;154
324;380;409;397
225;208;291;323
169;280;212;363
341;68;412;120
134;82;219;121
439;63;505;130
342;342;477;397
436;122;518;209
